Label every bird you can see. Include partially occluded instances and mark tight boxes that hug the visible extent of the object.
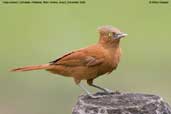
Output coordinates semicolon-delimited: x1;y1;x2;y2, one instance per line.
11;25;127;96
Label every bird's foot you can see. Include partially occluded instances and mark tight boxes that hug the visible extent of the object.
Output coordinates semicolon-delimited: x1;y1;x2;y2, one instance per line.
103;89;122;95
103;88;114;94
86;93;100;99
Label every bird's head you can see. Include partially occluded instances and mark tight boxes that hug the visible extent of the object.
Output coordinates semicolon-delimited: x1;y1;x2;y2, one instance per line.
98;25;127;47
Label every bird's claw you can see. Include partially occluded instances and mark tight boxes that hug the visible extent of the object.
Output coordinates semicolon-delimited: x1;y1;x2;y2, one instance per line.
87;94;99;99
103;88;114;94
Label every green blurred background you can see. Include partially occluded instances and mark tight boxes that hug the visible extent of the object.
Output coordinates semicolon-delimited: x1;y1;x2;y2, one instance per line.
0;0;171;114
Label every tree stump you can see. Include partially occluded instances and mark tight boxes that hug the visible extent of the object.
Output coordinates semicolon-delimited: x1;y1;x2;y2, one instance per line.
72;92;171;114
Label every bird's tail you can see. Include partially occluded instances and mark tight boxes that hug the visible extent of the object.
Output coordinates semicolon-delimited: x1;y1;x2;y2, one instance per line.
11;64;51;72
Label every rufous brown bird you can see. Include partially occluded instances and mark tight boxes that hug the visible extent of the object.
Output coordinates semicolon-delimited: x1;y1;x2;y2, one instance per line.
11;25;127;96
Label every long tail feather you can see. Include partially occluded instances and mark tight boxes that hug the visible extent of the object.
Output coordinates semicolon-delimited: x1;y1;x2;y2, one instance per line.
11;64;50;72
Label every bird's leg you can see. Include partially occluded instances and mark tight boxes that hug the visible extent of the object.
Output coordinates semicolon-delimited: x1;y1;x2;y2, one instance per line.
74;78;92;96
87;79;113;93
78;83;101;98
78;83;91;95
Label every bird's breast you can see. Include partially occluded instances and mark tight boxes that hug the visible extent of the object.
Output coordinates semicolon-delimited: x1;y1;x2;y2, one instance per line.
105;47;122;73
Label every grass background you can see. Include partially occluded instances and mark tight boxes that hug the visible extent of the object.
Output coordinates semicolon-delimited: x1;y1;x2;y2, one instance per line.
0;0;171;114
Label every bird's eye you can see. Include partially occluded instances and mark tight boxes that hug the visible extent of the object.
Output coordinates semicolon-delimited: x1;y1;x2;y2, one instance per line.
108;33;112;37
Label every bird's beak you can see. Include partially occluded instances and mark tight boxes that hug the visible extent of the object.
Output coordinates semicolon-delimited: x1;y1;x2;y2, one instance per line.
117;33;128;39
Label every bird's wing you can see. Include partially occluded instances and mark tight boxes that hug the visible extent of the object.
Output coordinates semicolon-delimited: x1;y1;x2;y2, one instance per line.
49;50;104;67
